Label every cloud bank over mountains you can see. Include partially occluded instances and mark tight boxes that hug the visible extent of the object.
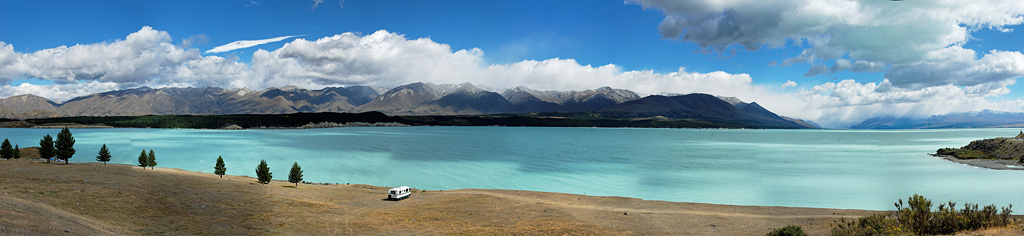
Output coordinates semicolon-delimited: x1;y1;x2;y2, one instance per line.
628;0;1024;88
2;0;1024;129
624;0;1024;127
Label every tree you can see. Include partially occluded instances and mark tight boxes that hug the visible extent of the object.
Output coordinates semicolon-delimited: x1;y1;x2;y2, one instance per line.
214;156;226;178
137;150;148;168
12;145;20;161
96;144;111;165
0;139;12;160
288;162;303;187
255;159;272;184
147;149;157;169
39;134;54;163
55;128;76;164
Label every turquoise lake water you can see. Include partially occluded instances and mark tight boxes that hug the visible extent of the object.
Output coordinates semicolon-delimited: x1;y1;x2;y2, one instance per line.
2;127;1023;210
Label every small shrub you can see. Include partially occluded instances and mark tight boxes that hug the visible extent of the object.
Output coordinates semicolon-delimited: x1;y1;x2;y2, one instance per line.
766;225;807;236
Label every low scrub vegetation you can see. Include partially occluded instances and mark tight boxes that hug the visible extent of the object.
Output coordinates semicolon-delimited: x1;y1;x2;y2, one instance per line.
936;148;988;159
765;225;806;236
830;194;1012;236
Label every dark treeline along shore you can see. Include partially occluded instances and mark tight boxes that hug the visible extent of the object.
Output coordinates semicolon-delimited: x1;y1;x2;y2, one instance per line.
0;111;806;129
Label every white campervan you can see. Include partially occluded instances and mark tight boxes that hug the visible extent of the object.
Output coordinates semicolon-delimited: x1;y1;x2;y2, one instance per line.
387;186;411;200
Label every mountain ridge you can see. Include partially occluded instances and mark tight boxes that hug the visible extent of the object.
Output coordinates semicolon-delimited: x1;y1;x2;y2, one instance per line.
0;83;814;129
852;109;1024;129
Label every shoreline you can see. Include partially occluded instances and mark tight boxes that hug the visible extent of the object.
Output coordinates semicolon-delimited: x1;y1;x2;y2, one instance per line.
0;160;880;235
932;154;1024;170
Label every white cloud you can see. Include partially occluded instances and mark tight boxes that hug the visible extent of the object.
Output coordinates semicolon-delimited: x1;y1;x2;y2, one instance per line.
4;26;201;85
311;0;323;10
627;0;1024;90
885;48;1024;88
781;80;797;88
205;35;303;54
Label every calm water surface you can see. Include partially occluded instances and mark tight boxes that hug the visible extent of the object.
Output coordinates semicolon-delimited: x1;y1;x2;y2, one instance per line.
2;127;1022;210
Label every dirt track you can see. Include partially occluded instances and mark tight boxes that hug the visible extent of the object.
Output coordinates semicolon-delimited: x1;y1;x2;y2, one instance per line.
0;159;1017;235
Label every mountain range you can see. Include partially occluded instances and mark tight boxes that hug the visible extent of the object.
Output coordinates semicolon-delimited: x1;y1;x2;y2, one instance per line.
851;109;1024;129
0;82;817;129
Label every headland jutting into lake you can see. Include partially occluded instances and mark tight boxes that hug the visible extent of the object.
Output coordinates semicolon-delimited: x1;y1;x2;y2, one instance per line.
933;131;1024;170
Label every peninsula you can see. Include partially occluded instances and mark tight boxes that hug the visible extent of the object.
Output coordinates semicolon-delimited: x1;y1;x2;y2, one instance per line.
934;131;1024;170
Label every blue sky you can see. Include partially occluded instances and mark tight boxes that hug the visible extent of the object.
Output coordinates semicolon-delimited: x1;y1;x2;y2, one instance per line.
1;0;1023;128
1;0;861;84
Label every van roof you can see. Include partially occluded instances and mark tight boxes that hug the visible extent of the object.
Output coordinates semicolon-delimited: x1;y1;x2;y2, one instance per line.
389;186;410;191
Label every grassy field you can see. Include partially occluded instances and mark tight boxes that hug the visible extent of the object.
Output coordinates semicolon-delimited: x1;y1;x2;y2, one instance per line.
0;158;1020;235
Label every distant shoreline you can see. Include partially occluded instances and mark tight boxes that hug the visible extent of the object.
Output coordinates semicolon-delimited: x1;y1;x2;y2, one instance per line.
931;154;1024;170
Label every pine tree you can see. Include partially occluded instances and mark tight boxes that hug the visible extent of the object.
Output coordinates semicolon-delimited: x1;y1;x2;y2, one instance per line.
255;159;272;184
214;156;226;178
96;144;111;165
0;139;12;160
288;162;303;187
147;149;157;170
13;145;21;160
55;128;76;164
137;150;148;168
39;134;54;163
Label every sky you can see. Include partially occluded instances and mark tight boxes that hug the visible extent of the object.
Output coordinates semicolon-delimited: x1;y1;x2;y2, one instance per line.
1;0;1023;128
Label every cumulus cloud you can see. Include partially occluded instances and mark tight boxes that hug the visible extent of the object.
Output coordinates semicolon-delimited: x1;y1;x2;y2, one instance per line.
628;0;1024;91
0;27;248;98
1;26;203;85
2;27;1024;128
885;48;1024;88
205;35;304;54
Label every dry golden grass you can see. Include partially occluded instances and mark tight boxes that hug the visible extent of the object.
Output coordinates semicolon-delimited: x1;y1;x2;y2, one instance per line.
0;159;1018;235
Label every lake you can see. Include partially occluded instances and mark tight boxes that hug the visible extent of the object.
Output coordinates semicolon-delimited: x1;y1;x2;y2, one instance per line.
2;127;1022;210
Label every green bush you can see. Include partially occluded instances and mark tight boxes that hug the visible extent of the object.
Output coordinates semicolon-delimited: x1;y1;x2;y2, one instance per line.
831;215;909;236
765;225;807;236
831;194;1012;235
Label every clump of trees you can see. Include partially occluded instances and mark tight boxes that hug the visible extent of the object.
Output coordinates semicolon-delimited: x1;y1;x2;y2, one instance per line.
288;162;303;187
214;156;226;178
21;129;73;164
96;144;111;165
137;149;157;169
830;194;1013;236
255;159;272;184
1;141;23;160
